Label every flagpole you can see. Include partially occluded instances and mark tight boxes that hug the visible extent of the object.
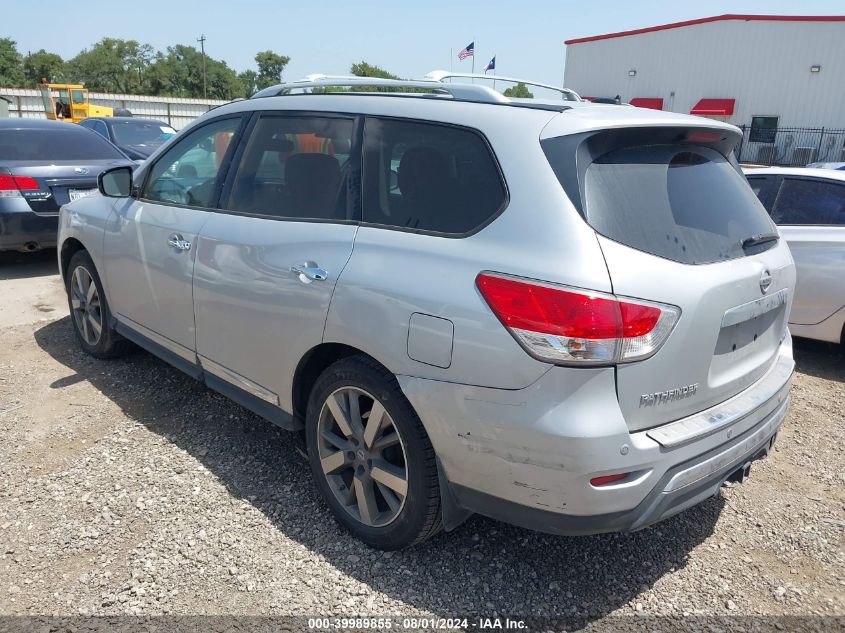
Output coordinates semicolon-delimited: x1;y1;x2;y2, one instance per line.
450;48;453;74
471;36;475;79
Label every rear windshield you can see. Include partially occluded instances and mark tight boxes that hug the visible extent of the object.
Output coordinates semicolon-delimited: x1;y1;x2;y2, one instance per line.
0;128;125;161
544;140;776;264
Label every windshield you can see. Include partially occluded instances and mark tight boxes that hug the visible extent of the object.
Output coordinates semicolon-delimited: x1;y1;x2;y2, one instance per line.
0;128;125;160
111;120;176;146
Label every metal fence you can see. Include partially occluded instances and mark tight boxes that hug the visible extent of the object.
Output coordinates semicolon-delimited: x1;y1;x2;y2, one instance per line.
736;125;845;166
0;88;228;130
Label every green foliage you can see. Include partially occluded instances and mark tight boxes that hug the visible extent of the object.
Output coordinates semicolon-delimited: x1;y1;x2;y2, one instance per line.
66;38;154;93
145;45;243;100
255;50;290;90
0;36;290;100
0;37;24;87
238;70;258;98
23;49;64;84
503;82;534;99
348;61;430;93
350;62;400;80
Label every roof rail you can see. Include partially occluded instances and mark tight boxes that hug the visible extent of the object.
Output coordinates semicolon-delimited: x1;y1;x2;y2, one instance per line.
424;70;582;101
251;75;511;104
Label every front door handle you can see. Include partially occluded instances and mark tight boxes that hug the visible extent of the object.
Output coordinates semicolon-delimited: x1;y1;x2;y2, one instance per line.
167;233;191;251
291;263;328;282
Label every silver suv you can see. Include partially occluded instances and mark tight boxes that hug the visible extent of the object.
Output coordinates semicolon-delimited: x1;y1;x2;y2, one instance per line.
58;74;795;550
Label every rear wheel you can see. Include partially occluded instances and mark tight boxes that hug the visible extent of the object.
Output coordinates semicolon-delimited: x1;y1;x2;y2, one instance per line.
306;356;441;550
66;250;131;359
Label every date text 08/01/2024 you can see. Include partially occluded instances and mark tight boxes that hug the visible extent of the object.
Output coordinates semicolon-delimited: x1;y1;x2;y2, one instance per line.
307;617;528;630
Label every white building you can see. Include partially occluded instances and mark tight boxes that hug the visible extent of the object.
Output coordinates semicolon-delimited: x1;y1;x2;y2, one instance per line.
563;14;845;165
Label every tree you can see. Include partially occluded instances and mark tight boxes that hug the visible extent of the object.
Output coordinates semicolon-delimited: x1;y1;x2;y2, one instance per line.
350;61;400;80
23;49;65;85
0;38;24;87
503;82;534;99
255;50;290;90
348;61;424;93
146;45;242;100
66;38;154;93
238;70;258;98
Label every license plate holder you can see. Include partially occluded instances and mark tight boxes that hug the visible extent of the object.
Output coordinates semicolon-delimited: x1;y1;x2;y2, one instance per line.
69;188;97;202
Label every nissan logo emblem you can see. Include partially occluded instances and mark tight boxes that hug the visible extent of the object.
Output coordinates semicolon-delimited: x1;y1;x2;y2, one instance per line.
759;269;773;294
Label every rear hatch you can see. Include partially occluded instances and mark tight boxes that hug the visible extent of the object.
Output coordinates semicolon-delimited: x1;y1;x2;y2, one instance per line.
542;123;795;430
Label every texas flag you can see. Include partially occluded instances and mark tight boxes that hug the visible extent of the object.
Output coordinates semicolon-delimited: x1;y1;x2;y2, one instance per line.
483;56;496;73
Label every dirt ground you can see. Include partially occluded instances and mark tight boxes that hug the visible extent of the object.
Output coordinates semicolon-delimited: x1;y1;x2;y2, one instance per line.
0;249;843;626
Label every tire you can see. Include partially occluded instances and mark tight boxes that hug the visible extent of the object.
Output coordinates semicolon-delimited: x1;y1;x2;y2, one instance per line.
305;355;442;550
65;250;132;359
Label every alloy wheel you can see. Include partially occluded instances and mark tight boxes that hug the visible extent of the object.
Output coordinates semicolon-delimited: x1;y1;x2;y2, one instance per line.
70;265;103;346
316;387;408;527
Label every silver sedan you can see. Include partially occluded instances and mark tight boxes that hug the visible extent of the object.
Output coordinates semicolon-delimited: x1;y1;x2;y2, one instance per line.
745;166;845;343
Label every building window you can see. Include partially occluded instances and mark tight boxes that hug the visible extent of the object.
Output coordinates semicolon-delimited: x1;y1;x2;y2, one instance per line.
750;116;778;143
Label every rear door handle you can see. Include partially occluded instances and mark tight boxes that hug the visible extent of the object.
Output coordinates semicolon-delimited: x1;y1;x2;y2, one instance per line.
291;263;328;282
167;233;191;251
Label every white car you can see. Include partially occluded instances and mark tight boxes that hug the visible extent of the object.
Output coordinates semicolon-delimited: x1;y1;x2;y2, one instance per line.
745;167;845;343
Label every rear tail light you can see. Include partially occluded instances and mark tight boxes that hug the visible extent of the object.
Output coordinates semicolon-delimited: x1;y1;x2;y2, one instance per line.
0;174;39;198
476;272;680;365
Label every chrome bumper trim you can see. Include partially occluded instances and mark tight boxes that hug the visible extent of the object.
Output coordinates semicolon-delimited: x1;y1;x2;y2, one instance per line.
663;396;787;493
646;354;794;448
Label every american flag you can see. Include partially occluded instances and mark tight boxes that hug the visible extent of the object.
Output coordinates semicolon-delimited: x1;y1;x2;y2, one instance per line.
458;41;474;60
483;56;496;73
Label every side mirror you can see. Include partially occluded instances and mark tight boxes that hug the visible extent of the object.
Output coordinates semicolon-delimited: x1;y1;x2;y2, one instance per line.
98;166;133;198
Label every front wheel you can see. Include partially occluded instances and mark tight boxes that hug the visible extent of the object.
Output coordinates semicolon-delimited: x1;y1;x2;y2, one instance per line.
66;250;132;359
306;356;442;550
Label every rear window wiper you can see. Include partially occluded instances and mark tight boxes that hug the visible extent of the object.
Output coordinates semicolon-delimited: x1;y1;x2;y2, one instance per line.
741;232;779;249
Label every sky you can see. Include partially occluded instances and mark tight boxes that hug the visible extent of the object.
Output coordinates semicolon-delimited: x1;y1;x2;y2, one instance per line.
4;0;844;91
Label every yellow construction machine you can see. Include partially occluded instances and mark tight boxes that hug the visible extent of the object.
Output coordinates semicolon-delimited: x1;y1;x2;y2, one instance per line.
38;80;122;123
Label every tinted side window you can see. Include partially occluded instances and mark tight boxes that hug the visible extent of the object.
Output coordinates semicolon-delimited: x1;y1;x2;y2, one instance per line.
771;178;845;225
363;118;506;234
226;115;354;221
745;175;777;212
92;121;109;139
143;117;242;208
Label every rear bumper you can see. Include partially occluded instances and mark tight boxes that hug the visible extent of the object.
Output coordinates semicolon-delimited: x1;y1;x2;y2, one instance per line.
399;334;794;535
450;397;785;536
0;203;58;251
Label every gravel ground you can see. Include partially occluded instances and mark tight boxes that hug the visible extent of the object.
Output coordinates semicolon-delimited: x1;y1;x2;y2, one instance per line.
0;251;843;626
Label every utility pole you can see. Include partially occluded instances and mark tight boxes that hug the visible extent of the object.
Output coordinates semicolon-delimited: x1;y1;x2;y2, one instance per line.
197;34;207;99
